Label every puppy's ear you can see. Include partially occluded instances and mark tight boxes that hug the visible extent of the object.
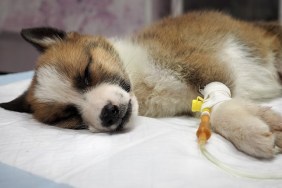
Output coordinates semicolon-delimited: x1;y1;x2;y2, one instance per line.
0;91;32;113
21;27;66;52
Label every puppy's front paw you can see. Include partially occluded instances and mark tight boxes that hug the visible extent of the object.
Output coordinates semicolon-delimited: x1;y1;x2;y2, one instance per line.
211;99;276;158
253;105;282;150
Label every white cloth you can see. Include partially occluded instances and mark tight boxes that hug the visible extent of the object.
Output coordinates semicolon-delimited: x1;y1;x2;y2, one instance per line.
0;80;282;188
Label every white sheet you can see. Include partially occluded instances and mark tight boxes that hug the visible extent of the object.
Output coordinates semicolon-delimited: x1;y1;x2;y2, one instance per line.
0;80;282;188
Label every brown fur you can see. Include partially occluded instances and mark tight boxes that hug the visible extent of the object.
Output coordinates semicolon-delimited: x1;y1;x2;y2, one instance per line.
135;11;280;89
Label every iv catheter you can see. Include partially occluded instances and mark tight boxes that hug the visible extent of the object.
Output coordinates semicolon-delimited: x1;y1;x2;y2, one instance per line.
192;82;282;179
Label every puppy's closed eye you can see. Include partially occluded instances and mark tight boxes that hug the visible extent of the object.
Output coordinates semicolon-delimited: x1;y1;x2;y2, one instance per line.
75;58;93;91
120;80;131;92
83;60;92;87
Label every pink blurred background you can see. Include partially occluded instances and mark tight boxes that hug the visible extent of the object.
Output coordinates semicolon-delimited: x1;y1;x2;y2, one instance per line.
0;0;279;73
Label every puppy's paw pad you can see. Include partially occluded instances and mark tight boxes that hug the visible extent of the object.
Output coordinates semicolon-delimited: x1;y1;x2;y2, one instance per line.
274;132;282;148
241;131;275;158
254;106;282;149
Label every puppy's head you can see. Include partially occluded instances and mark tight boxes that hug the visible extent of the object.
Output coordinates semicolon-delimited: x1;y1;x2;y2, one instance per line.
0;27;138;132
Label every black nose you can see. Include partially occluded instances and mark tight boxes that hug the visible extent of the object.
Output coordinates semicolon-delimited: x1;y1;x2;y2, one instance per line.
100;103;120;127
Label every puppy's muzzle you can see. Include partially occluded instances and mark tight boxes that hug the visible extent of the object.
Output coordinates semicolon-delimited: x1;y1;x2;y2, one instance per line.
100;100;132;130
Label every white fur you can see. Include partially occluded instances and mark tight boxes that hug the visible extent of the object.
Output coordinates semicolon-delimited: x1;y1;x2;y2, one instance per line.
32;37;63;47
110;39;151;83
112;39;196;116
35;66;82;104
81;83;138;132
218;36;282;99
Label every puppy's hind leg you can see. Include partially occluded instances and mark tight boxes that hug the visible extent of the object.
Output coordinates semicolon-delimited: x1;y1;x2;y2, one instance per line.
211;99;276;158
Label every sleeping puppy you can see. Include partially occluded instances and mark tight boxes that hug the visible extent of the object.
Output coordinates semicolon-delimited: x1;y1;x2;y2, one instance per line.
1;11;282;158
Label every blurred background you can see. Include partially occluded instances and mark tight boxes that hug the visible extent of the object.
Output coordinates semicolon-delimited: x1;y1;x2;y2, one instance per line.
0;0;280;73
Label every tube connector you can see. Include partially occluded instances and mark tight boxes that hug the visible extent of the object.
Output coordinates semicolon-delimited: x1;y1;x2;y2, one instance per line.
192;82;232;144
196;112;211;144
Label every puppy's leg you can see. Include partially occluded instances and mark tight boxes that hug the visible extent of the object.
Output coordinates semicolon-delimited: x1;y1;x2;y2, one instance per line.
211;99;277;158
